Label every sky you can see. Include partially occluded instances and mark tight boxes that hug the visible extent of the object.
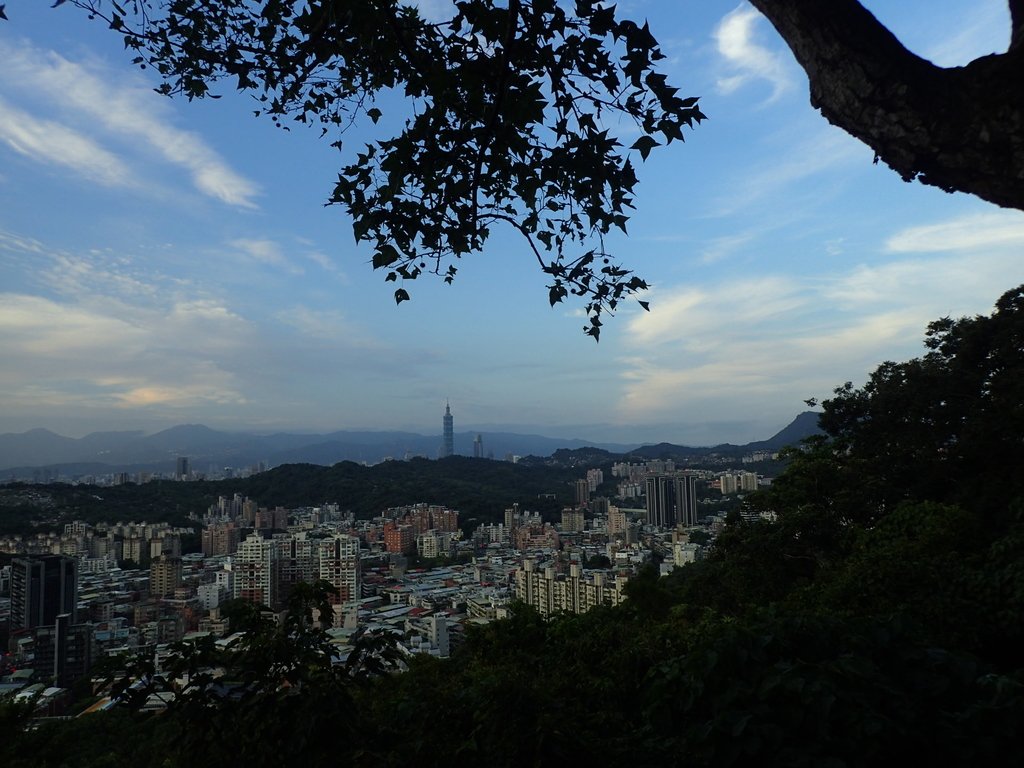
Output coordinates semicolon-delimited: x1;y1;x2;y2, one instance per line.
1;0;1022;446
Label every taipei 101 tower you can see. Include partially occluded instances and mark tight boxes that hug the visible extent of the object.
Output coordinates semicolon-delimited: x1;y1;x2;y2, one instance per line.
442;401;454;458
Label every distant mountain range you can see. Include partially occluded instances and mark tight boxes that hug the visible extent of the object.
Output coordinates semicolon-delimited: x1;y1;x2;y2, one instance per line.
0;412;823;478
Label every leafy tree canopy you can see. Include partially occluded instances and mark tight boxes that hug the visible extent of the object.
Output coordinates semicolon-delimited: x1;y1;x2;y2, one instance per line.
32;0;705;338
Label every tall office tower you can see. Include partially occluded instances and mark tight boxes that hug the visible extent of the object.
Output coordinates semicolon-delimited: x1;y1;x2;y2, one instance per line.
150;555;183;598
442;401;454;457
318;534;361;604
175;456;190;479
674;473;699;527
473;433;483;458
10;555;77;632
234;533;277;608
644;475;676;529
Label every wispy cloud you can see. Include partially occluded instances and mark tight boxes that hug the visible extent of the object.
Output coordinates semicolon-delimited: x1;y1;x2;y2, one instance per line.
0;38;259;208
699;232;756;264
885;211;1024;253
0;96;131;186
0;228;257;413
305;250;346;278
713;5;793;102
274;305;378;347
617;214;1024;426
704;126;869;218
230;238;304;274
0;289;251;409
0;229;416;427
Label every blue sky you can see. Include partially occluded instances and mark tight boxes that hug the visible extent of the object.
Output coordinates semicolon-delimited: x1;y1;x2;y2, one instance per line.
1;0;1022;445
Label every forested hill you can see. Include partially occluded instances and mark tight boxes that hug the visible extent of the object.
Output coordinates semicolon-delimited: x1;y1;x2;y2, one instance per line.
237;457;576;523
0;457;579;534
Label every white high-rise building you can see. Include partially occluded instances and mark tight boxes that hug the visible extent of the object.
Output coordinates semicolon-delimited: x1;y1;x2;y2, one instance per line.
318;534;361;604
234;533;276;607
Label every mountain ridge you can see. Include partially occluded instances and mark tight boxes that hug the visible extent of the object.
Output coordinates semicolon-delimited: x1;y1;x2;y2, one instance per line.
0;413;823;477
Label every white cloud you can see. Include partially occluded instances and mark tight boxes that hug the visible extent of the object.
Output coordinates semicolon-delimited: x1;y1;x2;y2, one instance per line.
306;250;335;271
700;232;755;264
627;276;805;347
0;38;259;208
0;288;250;410
713;5;793;102
0;96;131;186
274;305;374;345
230;238;304;274
0;229;46;255
0;293;144;358
708;127;869;216
885;211;1024;253
617;219;1024;426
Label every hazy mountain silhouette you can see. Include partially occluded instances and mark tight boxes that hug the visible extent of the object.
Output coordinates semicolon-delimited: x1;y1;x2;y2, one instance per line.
0;413;822;476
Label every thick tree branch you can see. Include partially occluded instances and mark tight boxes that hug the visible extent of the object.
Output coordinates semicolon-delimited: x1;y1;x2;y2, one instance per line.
1011;0;1024;50
749;0;1024;210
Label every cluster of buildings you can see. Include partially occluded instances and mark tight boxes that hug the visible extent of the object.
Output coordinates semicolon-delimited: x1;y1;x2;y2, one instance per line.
4;456;268;488
0;520;195;574
0;453;776;715
611;460;765;500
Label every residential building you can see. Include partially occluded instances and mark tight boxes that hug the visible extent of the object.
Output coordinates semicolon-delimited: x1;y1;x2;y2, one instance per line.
319;534;361;603
150;555;183;598
234;533;277;608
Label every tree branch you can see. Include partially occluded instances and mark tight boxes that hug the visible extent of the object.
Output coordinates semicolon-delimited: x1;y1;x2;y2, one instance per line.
1011;0;1024;51
749;0;1024;210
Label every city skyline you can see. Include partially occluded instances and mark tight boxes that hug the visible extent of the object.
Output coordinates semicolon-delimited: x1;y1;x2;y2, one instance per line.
1;1;1022;445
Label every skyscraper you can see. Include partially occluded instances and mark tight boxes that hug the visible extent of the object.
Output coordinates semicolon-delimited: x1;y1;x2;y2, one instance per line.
644;473;699;529
441;401;454;457
674;473;699;527
10;555;77;632
473;433;483;458
644;475;676;528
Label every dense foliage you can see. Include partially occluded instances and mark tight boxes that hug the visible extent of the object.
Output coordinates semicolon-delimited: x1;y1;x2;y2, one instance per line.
0;456;577;535
43;0;706;337
5;287;1024;765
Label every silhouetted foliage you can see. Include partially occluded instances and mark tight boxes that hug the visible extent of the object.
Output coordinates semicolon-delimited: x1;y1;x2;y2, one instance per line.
44;0;707;337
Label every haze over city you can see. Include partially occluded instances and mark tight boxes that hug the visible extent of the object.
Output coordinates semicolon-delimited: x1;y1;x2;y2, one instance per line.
2;0;1022;445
